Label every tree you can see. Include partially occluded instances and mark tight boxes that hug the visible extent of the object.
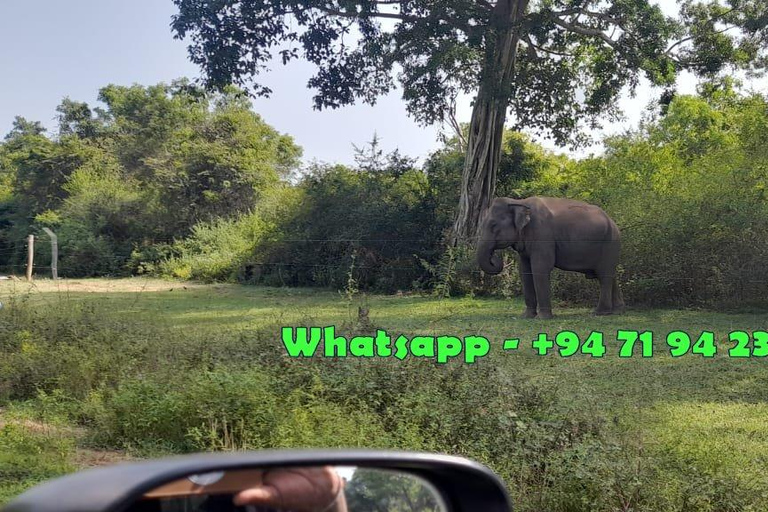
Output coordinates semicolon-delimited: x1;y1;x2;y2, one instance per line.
3;131;94;216
4;116;46;139
353;133;418;176
88;81;301;235
170;0;767;242
56;98;106;140
344;468;442;512
0;81;302;276
425;128;570;227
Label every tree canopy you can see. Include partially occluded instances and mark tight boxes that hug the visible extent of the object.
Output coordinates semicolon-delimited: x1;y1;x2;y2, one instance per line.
1;80;767;307
171;0;767;143
0;81;301;276
170;0;768;240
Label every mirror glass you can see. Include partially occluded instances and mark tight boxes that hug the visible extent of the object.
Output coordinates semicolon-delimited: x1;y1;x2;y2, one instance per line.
124;465;446;512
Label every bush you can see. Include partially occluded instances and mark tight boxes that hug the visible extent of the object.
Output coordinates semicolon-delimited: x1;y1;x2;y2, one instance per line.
0;422;75;504
518;93;768;308
157;185;303;282
0;300;153;401
240;163;444;293
0;290;609;506
419;243;522;299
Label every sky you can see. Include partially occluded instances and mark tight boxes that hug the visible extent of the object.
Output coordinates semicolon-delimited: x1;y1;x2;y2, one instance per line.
0;1;765;167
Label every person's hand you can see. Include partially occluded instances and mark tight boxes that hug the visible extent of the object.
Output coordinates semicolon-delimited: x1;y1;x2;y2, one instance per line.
232;466;346;512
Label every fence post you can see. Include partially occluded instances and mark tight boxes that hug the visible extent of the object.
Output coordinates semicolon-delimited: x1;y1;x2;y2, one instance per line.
42;228;58;280
26;235;34;281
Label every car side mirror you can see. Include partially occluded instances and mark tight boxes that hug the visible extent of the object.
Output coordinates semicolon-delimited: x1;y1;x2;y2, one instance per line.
1;450;511;512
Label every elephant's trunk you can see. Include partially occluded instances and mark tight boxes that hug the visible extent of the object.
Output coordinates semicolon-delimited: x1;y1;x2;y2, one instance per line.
477;240;503;275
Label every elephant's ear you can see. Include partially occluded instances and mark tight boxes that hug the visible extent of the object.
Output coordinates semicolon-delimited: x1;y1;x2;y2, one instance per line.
508;202;531;232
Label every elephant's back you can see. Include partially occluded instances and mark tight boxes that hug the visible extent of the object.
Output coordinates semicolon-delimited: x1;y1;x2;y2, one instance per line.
534;196;609;219
534;196;605;213
534;197;620;242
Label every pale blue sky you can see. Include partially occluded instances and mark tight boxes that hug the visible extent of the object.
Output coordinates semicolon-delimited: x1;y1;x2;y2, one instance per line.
1;1;764;166
0;0;447;166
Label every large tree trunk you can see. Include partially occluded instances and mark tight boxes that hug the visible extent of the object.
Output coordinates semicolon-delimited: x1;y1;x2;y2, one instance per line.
452;0;528;245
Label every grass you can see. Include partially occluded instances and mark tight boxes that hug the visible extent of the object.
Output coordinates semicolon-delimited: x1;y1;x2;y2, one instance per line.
0;414;76;504
1;278;768;511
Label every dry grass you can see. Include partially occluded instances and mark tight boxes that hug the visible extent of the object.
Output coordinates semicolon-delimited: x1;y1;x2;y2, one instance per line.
0;277;214;295
0;407;133;471
72;448;135;468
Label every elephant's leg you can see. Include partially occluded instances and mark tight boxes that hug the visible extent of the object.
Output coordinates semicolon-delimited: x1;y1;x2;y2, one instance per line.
530;260;554;319
612;277;625;314
519;257;537;318
594;272;614;315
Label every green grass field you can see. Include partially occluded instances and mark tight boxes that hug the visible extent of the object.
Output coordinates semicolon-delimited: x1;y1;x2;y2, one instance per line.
1;278;767;511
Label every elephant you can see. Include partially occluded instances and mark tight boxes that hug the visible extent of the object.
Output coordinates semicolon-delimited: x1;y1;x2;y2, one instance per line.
477;196;624;319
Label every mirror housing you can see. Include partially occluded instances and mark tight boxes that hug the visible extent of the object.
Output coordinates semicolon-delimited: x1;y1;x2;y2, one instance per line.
1;450;511;512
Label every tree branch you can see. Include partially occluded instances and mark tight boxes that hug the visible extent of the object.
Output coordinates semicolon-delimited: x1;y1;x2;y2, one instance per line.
552;17;619;49
522;34;577;58
475;0;494;10
313;4;423;22
546;8;634;45
448;109;467;153
665;22;741;55
522;35;539;59
548;7;584;18
580;10;622;26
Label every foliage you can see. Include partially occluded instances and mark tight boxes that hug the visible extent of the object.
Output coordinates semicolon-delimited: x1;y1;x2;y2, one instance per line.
0;422;75;504
170;0;767;146
345;468;443;511
425;130;566;225
0;81;301;277
0;284;604;505
170;0;767;243
156;185;304;282
3;81;768;308
527;89;768;306
238;154;442;292
3;281;768;510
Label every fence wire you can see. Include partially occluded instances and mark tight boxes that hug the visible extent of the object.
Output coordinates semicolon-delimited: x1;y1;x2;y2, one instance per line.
0;236;767;288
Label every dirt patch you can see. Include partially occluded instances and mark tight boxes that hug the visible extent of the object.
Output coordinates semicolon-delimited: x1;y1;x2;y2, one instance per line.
0;278;219;295
0;408;135;469
73;448;135;468
0;410;85;437
0;417;61;434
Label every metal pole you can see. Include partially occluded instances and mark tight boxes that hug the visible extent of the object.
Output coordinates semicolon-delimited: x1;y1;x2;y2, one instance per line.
42;228;58;280
26;235;34;281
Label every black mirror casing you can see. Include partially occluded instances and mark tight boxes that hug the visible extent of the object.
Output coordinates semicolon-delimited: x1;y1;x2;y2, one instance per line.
1;450;511;512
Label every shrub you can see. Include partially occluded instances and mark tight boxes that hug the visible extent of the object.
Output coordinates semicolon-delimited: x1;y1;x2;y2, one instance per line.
158;185;303;282
242;163;443;293
519;93;768;308
0;423;75;504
